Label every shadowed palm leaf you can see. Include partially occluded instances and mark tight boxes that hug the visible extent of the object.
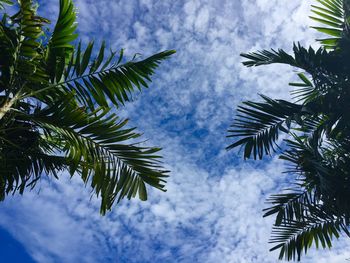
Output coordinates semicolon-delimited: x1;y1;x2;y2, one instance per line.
228;0;350;260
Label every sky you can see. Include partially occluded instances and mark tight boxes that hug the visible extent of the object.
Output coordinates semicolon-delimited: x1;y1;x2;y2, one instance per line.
1;0;350;262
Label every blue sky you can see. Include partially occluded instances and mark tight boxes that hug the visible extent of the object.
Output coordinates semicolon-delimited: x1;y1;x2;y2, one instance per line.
1;0;350;262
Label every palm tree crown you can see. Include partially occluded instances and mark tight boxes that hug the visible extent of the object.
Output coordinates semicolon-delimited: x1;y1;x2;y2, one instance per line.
228;0;350;260
0;0;175;214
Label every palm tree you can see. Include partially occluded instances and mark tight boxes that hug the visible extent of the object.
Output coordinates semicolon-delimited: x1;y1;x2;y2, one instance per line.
0;0;175;215
227;0;350;260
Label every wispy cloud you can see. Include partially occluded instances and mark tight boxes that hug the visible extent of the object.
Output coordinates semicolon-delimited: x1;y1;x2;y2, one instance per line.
1;0;349;262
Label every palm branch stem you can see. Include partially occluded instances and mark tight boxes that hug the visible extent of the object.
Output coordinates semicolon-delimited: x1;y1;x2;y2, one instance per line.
0;91;21;120
23;60;129;99
23;70;107;99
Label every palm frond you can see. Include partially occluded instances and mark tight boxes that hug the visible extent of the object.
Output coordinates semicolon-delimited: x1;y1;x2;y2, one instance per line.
265;132;350;260
230;0;350;261
241;48;297;67
263;190;315;223
29;95;168;214
2;0;51;89
58;44;175;109
289;73;321;104
270;217;349;261
241;44;329;76
310;0;345;49
0;21;18;91
0;0;174;215
0;116;68;198
16;0;48;60
46;0;77;82
0;153;68;199
227;95;302;159
264;167;350;261
49;0;77;51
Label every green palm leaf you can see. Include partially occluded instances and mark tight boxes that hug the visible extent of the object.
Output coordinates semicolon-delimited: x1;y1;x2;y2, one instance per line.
240;48;297;67
29;43;175;110
49;0;77;50
310;0;345;49
17;0;49;60
61;43;175;109
227;95;302;159
270;217;349;261
289;73;320;104
228;0;350;260
241;44;329;75
0;0;175;214
26;94;168;214
46;0;77;82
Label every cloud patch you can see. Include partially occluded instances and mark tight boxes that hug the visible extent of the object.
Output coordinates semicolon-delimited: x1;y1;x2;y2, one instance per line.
1;0;349;262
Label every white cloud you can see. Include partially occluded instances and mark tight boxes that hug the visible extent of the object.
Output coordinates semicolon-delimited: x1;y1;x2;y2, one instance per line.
2;0;348;262
195;7;210;33
0;154;283;263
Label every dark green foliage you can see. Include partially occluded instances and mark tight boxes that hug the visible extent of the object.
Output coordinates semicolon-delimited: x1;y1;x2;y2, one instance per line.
227;95;302;159
0;0;175;214
227;0;350;260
